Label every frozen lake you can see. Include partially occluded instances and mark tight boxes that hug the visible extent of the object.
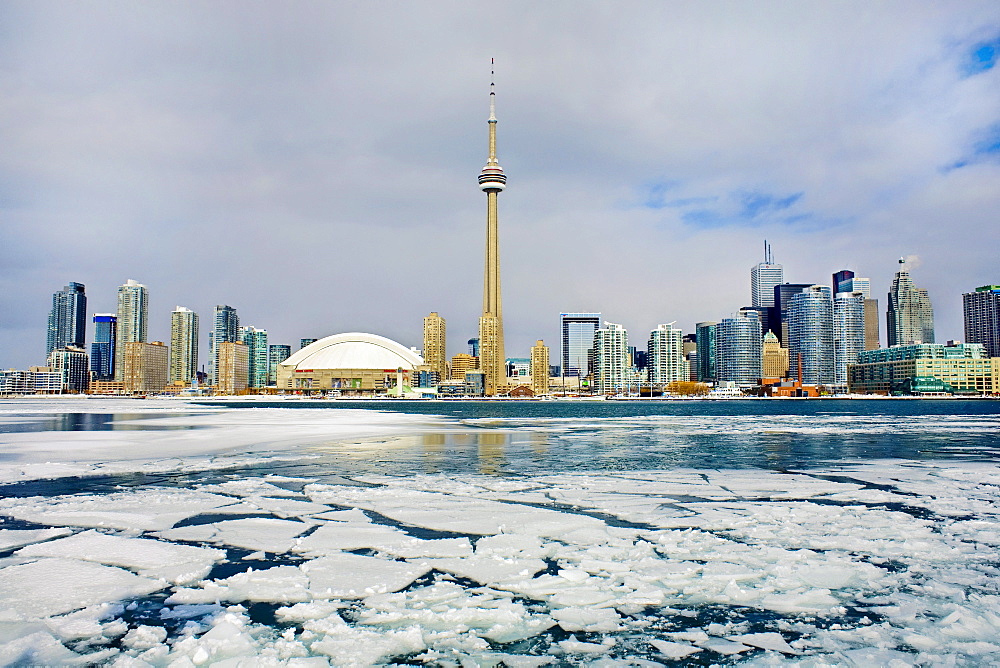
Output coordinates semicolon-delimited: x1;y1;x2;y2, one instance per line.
0;397;998;665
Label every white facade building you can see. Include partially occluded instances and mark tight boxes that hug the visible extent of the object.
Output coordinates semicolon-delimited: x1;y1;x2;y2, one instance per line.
647;323;687;389
593;322;629;395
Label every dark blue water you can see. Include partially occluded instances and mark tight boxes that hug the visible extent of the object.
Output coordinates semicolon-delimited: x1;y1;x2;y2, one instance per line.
3;399;998;492
184;398;1000;476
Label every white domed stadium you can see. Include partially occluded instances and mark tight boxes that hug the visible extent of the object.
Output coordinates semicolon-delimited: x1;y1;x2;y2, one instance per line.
275;333;424;395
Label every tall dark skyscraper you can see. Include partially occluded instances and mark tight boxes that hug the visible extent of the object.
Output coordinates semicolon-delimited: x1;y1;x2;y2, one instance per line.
695;321;718;382
90;313;117;381
46;282;87;356
963;285;1000;358
832;270;854;295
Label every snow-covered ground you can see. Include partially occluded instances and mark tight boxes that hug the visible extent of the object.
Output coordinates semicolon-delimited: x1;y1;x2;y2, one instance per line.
0;398;998;665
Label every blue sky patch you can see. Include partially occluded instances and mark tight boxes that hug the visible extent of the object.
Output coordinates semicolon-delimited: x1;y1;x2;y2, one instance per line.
944;123;1000;171
639;181;680;209
675;190;808;229
962;37;999;75
738;191;803;219
974;123;1000;156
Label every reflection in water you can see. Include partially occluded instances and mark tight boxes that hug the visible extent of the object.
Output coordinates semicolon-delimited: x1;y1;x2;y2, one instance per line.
477;432;508;475
421;433;446;474
529;432;550;458
762;431;794;462
0;413;203;434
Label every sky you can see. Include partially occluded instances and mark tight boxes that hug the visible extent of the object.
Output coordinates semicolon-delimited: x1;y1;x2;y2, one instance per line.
2;1;999;369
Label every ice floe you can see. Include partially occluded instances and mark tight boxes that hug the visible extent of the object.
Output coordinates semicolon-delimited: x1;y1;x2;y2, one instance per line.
16;529;225;585
0;558;162;620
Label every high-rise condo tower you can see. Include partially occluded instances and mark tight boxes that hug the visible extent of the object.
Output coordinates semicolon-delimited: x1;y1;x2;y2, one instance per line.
887;258;934;346
478;63;507;396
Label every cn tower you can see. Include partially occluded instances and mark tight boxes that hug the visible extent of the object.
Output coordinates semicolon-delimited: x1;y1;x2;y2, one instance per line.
477;62;507;396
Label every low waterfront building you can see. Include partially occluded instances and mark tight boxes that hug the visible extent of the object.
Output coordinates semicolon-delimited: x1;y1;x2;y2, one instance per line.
848;342;997;395
275;333;424;396
0;368;63;395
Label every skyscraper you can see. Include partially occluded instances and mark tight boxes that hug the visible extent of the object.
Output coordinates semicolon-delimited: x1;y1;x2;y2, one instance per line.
300;338;317;350
887;258;934;346
834;272;879;350
47;346;89;393
217;342;248;395
832;270;855;295
268;344;292;386
963;285;1000;358
240;326;269;388
209;305;239;385
114;279;148;381
169;306;199;385
422;312;447;382
122;341;168;394
761;330;789;379
477;66;507;396
772;283;813;346
593;322;629;395
90;314;117;381
561;313;601;377
647;323;687;389
695;321;718;382
833;291;866;388
717;309;762;386
788;285;835;386
530;340;550;396
751;241;783;309
46;282;87;357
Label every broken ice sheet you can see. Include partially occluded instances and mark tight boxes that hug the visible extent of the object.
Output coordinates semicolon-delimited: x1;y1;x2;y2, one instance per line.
198;478;304;498
0;558;163;620
0;488;244;532
304;484;607;537
16;529;225;585
292;522;473;558
421;555;547;585
168;564;311;605
303;553;430;599
0;528;73;552
357;582;555;644
648;638;703;658
156;517;312;553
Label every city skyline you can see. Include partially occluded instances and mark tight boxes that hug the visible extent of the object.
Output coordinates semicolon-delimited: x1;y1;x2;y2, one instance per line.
2;3;998;370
